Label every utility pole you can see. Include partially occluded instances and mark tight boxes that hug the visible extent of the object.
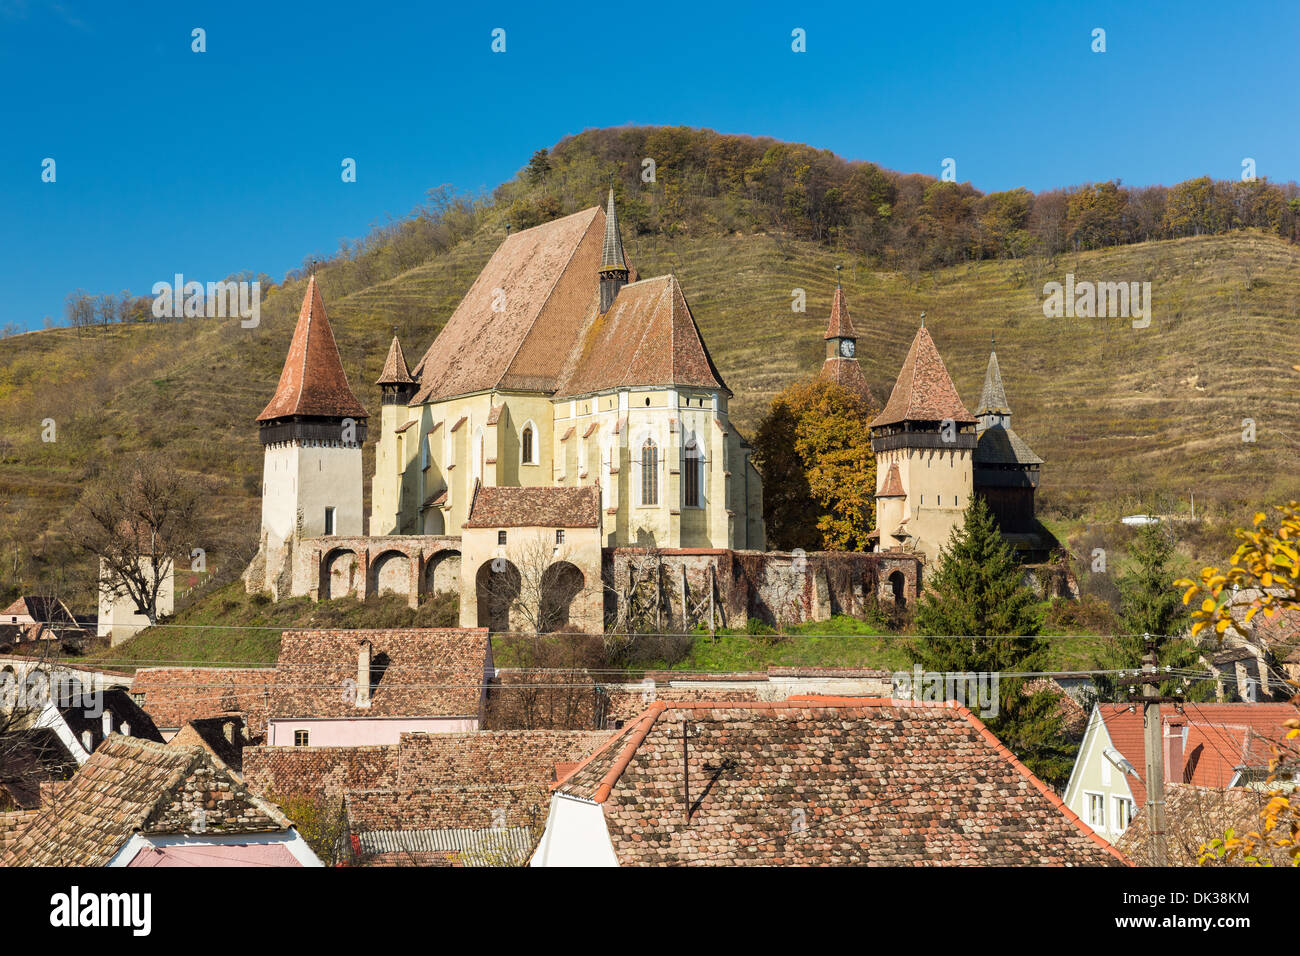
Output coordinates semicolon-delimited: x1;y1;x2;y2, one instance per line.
1141;637;1167;866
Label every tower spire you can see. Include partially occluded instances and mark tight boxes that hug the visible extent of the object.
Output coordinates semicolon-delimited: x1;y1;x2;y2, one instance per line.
599;187;629;313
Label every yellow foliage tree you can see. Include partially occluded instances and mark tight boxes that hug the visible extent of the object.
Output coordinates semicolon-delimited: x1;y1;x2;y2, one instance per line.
1175;500;1300;866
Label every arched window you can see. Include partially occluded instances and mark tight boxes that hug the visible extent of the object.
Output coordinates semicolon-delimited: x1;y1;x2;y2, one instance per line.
641;439;659;506
684;439;702;507
521;425;535;465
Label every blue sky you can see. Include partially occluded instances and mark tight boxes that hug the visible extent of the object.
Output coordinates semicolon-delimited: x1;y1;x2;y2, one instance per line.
2;0;1297;328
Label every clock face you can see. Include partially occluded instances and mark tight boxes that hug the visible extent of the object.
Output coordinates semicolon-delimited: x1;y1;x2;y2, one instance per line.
839;338;855;358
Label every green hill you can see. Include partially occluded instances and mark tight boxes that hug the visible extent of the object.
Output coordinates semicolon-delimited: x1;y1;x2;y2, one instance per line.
2;129;1298;612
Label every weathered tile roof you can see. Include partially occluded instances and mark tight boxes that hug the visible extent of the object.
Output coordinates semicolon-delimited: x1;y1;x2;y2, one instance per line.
823;285;858;340
974;424;1043;466
130;667;273;735
169;716;256;773
877;462;905;498
819;356;878;407
269;629;491;720
1097;702;1296;806
343;730;611;866
974;348;1011;416
376;335;414;386
553;699;1129;866
1;736;289;867
257;276;368;422
0;810;36;855
1116;783;1293;866
870;326;975;427
556;274;727;397
600;188;627;272
410;208;605;403
463;485;600;528
58;688;164;751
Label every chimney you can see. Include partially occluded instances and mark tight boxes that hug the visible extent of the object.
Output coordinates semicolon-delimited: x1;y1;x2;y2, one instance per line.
357;641;372;706
101;711;112;739
1164;718;1186;783
223;718;235;744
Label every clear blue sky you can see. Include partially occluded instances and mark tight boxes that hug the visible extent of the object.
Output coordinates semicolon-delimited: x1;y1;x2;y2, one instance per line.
2;0;1297;328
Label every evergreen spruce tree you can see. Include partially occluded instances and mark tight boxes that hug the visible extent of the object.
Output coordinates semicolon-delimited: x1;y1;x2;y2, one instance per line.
1093;522;1205;701
909;497;1074;784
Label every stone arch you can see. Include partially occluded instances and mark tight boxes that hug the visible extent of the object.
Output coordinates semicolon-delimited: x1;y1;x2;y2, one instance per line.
322;548;361;600
475;559;520;632
539;561;585;631
424;549;461;598
370;550;411;597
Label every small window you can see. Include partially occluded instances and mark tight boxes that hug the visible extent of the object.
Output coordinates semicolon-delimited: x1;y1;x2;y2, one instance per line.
1113;797;1133;832
294;730;310;747
324;507;336;536
555;529;565;545
497;530;507;546
131;692;145;706
521;425;535;464
1087;793;1105;830
684;440;702;508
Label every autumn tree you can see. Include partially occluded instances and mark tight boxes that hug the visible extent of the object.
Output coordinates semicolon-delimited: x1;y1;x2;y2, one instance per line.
1177;501;1300;866
751;378;877;552
73;456;206;627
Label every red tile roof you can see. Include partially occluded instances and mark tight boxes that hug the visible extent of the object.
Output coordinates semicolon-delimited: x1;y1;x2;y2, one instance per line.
257;276;368;421
556;275;727;397
376;335;414;386
130;667;273;735
819;356;878;407
870;326;974;427
823;285;858;340
877;462;905;497
554;698;1129;866
463;485;600;529
1096;702;1296;806
269;629;491;721
1;736;290;867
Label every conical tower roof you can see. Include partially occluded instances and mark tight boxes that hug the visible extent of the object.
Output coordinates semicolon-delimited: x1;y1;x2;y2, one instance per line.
824;285;858;340
974;348;1011;417
869;326;974;428
599;188;627;274
376;335;414;386
257;276;368;421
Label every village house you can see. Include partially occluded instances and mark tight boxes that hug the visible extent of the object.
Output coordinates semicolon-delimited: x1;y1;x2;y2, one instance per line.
1062;701;1297;841
1;735;322;867
1;595;91;650
265;628;493;747
129;665;271;741
532;697;1130;866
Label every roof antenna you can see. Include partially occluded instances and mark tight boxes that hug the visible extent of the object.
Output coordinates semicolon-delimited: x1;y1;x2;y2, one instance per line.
835;264;842;288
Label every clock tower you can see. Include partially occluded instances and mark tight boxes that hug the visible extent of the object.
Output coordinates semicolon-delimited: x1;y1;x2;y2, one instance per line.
818;268;876;406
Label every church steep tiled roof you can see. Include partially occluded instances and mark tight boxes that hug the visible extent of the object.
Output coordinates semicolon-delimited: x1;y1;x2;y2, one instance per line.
823;285;857;340
552;699;1130;866
257;276;368;422
556;275;727;397
600;188;627;273
975;348;1011;417
410;207;605;403
376;336;414;386
869;326;974;428
877;463;905;498
975;425;1043;466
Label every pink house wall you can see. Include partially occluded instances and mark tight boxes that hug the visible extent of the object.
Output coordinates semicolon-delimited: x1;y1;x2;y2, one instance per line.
267;717;478;747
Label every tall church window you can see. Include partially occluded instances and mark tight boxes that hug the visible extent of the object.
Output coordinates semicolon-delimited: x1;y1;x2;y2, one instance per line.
324;507;336;536
521;424;536;465
641;439;659;506
684;439;702;507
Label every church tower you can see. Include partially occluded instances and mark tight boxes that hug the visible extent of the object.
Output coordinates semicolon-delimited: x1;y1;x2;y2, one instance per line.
869;324;975;559
972;337;1043;546
371;335;417;535
598;188;629;313
255;276;368;562
818;269;877;407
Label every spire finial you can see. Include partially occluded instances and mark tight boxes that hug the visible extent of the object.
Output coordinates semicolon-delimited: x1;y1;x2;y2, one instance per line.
920;311;926;328
991;330;996;350
835;264;842;288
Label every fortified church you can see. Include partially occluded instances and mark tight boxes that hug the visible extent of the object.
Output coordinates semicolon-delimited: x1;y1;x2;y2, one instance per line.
244;190;1047;629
